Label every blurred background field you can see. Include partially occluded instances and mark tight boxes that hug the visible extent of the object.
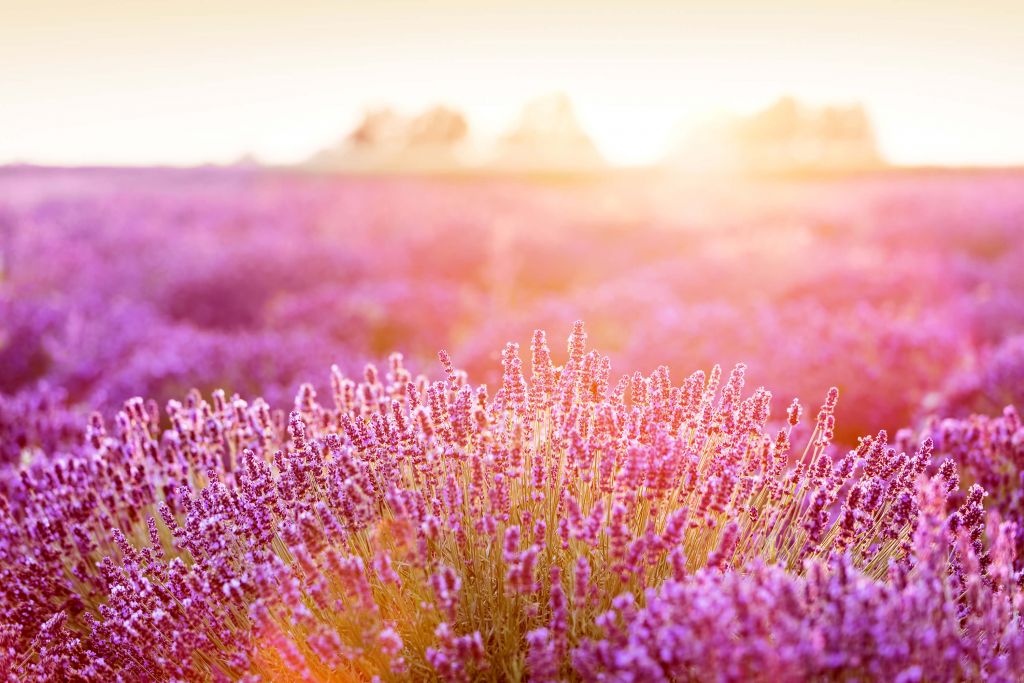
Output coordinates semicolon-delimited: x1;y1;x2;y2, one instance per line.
3;164;1023;457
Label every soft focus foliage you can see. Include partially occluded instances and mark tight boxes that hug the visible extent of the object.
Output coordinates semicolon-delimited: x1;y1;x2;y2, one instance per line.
3;168;1024;442
937;334;1024;418
1;324;1021;681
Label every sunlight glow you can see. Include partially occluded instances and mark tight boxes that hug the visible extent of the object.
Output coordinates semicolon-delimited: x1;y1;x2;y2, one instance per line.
2;0;1022;167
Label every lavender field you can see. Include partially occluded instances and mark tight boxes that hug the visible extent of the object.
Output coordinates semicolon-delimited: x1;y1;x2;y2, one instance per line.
2;165;1024;680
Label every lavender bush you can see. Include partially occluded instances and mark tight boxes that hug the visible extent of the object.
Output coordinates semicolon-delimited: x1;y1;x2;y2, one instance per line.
901;406;1024;574
3;167;1024;679
1;324;1021;681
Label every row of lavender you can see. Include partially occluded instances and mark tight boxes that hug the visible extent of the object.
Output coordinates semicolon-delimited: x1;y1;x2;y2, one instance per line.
2;168;1024;447
1;323;1022;680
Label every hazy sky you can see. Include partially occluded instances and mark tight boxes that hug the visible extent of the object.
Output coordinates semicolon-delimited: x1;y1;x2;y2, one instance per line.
2;0;1023;166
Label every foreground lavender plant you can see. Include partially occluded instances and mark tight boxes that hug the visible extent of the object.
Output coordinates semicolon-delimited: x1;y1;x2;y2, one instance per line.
573;479;1024;681
902;405;1024;573
1;323;1020;681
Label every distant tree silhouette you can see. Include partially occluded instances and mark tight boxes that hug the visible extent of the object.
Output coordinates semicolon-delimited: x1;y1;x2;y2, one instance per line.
307;105;469;172
346;108;406;148
672;96;884;173
407;106;468;147
493;93;605;173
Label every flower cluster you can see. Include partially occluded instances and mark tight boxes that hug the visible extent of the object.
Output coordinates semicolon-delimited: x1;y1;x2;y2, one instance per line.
573;478;1024;682
903;405;1024;572
1;323;1020;681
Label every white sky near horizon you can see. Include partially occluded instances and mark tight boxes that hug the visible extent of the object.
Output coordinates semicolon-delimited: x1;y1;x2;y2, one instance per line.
1;0;1023;167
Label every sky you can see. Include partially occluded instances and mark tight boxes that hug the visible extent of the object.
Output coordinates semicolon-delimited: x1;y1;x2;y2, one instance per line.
1;0;1023;167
